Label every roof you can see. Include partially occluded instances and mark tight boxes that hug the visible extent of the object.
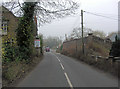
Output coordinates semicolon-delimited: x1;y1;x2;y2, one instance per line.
1;5;19;18
107;33;118;42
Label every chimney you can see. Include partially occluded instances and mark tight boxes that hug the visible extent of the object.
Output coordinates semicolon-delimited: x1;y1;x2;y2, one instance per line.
88;33;93;36
34;15;37;25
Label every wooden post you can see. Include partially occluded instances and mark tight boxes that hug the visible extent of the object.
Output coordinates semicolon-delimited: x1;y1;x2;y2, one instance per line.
81;10;84;55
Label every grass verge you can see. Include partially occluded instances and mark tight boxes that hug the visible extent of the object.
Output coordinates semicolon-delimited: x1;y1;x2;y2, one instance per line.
61;53;119;78
2;55;43;87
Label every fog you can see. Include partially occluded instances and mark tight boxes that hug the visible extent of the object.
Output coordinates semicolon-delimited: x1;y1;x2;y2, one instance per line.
39;0;119;40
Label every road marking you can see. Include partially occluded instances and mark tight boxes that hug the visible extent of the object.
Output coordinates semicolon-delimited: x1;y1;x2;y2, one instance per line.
52;53;73;89
52;53;61;62
56;57;61;62
64;72;74;89
60;63;64;70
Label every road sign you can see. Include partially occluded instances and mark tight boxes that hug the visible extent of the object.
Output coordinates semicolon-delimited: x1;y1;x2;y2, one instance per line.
34;39;40;47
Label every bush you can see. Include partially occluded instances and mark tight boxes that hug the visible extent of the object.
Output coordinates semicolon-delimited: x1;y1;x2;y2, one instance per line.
87;42;109;57
3;43;18;63
110;35;120;57
79;55;118;76
2;43;28;63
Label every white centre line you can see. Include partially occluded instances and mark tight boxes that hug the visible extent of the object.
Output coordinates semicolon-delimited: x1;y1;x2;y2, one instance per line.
60;63;64;70
64;72;74;89
52;53;74;89
57;57;61;62
52;53;61;62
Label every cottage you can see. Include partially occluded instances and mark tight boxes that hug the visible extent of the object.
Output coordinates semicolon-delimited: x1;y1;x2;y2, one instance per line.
1;6;20;44
107;33;119;42
1;6;38;44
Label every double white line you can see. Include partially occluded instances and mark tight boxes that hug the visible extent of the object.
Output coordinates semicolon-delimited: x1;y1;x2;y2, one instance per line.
54;54;74;89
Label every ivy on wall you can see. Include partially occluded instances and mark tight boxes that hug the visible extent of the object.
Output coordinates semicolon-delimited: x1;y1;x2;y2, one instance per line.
16;2;37;60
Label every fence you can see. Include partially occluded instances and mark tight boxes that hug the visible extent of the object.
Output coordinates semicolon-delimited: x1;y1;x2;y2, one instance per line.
91;55;120;64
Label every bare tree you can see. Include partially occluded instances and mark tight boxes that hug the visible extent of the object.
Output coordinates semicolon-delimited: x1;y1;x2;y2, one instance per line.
68;27;106;40
92;30;106;38
108;32;118;37
2;0;79;26
68;27;93;40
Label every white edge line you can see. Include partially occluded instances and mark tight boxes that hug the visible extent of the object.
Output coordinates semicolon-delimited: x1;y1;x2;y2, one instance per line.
64;72;74;89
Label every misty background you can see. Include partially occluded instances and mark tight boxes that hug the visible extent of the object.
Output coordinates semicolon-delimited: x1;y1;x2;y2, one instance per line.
39;0;119;40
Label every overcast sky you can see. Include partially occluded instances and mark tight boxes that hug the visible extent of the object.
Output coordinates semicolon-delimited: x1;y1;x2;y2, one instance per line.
39;0;119;39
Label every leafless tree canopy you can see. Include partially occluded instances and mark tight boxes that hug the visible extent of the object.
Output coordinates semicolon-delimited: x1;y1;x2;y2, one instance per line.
68;27;93;40
67;27;106;40
2;0;79;26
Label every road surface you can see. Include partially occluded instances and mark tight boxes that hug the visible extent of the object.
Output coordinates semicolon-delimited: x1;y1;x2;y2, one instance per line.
17;52;118;88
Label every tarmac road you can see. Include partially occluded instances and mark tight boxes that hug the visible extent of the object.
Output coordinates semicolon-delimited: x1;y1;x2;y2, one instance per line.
17;52;118;88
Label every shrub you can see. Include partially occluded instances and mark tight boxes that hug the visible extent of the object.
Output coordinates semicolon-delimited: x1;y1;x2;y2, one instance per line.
2;43;27;63
3;43;17;63
110;35;120;57
87;42;109;57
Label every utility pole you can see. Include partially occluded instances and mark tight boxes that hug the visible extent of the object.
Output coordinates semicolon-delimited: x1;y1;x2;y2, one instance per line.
81;10;84;54
65;34;68;41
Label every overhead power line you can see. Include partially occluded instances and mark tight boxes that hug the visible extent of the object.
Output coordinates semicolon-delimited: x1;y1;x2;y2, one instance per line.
84;11;119;21
85;12;119;17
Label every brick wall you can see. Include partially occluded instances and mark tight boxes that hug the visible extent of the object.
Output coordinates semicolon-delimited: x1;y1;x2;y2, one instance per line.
62;35;112;57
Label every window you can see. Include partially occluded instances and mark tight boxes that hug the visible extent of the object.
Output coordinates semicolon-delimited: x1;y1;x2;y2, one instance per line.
1;21;8;35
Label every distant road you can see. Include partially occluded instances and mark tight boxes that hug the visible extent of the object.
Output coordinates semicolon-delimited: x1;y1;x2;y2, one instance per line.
17;52;118;88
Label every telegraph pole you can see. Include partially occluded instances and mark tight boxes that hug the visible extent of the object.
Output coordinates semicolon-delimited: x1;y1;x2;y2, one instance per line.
81;10;84;54
65;34;68;41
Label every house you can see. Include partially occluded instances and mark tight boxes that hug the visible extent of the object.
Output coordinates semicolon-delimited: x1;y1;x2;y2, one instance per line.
1;6;20;44
107;33;119;42
1;6;38;44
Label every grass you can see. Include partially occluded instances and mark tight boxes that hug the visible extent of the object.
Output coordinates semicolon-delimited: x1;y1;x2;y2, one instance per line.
87;42;110;57
2;55;43;87
78;55;118;77
61;41;118;77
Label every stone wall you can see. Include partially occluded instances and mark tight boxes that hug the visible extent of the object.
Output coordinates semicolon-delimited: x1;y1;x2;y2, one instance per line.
62;34;112;57
2;6;19;43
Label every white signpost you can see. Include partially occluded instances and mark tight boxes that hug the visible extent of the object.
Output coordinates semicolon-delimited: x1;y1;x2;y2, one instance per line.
34;39;40;48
